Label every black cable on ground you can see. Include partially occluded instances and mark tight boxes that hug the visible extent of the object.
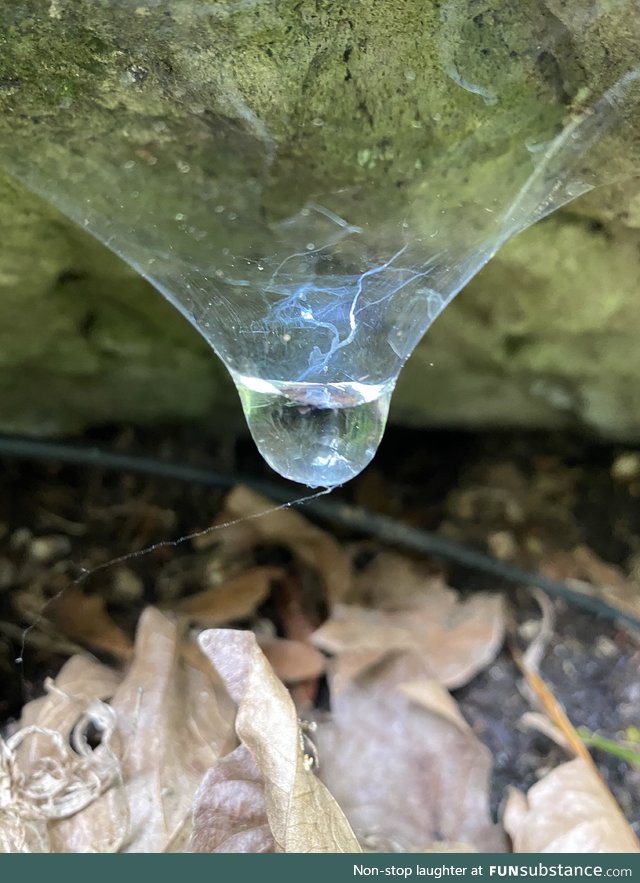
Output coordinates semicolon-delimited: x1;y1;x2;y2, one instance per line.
0;432;638;630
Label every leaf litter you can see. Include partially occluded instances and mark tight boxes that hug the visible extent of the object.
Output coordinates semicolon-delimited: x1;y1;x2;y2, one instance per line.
0;437;639;854
313;552;505;690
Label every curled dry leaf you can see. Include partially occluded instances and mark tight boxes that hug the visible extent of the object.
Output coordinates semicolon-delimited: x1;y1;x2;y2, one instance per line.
3;609;237;853
313;554;505;689
110;608;237;852
196;629;360;853
2;656;124;853
315;651;505;853
171;566;283;625
215;486;351;604
518;712;571;753
504;759;640;853
191;745;275;853
18;655;122;733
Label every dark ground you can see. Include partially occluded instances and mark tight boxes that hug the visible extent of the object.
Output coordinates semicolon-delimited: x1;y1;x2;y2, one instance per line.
0;423;638;832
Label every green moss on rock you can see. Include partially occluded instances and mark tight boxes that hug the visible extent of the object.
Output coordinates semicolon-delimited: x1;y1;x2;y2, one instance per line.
0;1;637;438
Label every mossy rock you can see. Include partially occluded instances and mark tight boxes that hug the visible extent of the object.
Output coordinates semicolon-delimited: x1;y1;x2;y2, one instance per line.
0;1;638;438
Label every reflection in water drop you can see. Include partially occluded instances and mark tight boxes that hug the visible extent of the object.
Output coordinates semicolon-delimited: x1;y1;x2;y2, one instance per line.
233;375;393;487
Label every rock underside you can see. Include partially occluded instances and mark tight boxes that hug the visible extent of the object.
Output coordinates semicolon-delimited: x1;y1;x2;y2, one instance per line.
0;0;639;439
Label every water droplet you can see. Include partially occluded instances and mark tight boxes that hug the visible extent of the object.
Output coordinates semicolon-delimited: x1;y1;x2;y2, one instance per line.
233;375;393;487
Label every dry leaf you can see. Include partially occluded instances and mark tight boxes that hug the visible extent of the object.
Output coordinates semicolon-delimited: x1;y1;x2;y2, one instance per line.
110;608;237;852
216;486;351;604
346;551;442;608
197;629;361;853
518;712;571;753
171;566;283;625
0;736;50;853
46;586;133;661
542;545;640;622
191;745;275;853
315;651;505;852
259;638;326;683
6;609;237;853
18;655;122;733
504;759;640;853
313;555;505;689
3;656;125;853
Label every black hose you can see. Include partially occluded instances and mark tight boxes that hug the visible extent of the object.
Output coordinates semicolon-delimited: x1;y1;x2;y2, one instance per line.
0;432;637;629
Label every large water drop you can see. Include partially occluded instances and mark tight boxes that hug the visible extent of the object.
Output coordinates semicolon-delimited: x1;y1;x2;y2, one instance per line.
233;376;393;487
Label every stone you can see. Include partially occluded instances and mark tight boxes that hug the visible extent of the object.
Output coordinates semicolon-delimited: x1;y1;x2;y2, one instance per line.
396;213;640;438
0;1;637;439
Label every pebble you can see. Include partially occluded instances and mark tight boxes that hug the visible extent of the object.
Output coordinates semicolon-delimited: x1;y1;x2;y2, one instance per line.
10;527;32;551
111;566;144;603
595;635;618;658
29;534;71;563
611;451;640;483
487;530;518;561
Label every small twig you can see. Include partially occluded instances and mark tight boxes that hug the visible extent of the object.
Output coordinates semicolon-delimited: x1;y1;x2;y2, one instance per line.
511;642;595;767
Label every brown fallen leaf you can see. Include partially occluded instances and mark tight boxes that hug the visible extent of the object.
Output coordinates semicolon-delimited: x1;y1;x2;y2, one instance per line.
214;486;352;604
313;554;505;689
6;608;237;853
170;566;283;625
3;656;125;853
110;608;237;852
504;759;640;853
259;638;327;683
542;545;640;622
197;629;361;853
46;585;133;661
191;745;275;853
315;650;505;852
18;655;122;734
